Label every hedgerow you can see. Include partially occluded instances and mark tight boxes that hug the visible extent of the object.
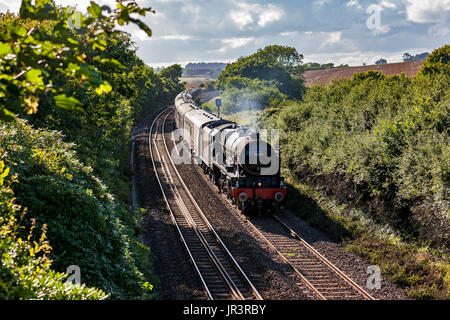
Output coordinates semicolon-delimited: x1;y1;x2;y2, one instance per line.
261;46;449;248
0;2;182;299
257;45;449;298
0;120;155;299
0;158;108;299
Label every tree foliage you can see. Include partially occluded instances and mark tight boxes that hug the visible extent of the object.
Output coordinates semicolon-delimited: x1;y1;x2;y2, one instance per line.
217;45;305;99
260;45;450;249
159;64;183;81
375;58;387;65
403;52;430;62
419;45;450;76
0;0;154;121
0;1;183;299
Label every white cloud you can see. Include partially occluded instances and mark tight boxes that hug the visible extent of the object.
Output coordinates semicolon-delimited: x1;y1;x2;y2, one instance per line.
428;24;450;36
221;37;255;49
0;0;20;12
346;0;362;9
405;0;450;23
373;25;391;35
280;31;298;37
229;10;254;29
313;0;331;7
212;37;256;54
320;31;342;48
157;34;194;41
380;1;397;9
228;1;284;29
257;4;285;27
2;0;446;70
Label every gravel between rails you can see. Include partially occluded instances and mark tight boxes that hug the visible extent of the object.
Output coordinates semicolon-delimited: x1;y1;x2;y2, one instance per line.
131;109;206;300
275;210;408;300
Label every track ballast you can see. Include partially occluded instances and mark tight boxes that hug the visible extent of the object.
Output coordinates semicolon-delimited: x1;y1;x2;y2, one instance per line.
150;107;262;300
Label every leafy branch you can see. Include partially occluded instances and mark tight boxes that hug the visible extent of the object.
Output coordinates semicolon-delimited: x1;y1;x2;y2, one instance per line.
0;0;155;121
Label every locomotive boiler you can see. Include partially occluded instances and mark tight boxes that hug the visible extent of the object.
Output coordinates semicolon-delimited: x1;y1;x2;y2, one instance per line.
173;88;286;215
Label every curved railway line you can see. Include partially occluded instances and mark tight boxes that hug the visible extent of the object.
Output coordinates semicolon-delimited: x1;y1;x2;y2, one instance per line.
150;107;262;300
246;215;375;300
150;106;376;301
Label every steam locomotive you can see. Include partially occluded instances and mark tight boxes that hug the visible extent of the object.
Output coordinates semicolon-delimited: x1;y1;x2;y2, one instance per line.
173;88;286;215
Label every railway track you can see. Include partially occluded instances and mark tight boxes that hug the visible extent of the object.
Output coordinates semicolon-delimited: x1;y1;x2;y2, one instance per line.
149;107;262;301
152;106;375;300
246;214;376;300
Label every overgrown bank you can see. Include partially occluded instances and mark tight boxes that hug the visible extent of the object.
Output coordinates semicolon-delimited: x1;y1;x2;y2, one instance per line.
258;46;449;299
0;5;183;299
211;44;449;299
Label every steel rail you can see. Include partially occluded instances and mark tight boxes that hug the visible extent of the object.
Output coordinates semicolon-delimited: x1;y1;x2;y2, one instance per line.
157;136;244;300
162;109;263;301
272;214;376;300
149;107;213;300
237;211;327;300
150;107;262;300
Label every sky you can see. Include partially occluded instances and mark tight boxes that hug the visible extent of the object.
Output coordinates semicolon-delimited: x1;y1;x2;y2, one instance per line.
1;0;449;67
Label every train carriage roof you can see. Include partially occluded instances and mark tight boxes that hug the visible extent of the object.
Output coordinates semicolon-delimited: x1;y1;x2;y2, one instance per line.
184;109;222;128
176;102;198;116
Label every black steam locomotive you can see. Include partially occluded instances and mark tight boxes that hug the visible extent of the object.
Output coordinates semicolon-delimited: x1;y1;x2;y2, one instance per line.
173;88;286;215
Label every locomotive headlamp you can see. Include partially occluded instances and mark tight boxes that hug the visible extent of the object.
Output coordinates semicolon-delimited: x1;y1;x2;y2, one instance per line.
274;192;284;202
238;192;248;202
258;182;262;187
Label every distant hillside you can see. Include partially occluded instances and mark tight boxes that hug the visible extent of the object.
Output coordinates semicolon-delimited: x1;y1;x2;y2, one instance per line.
303;61;424;87
183;62;227;79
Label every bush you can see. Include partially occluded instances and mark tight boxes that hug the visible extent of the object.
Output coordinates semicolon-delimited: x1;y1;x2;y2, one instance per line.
0;159;108;299
0;120;154;299
264;46;450;248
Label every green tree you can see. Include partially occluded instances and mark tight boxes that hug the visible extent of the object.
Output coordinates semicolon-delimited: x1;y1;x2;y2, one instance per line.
159;64;183;81
419;45;450;76
251;45;304;74
0;0;154;121
217;45;305;99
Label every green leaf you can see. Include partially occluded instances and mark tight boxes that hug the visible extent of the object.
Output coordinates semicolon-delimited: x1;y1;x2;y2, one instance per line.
135;20;152;37
54;94;83;111
94;81;112;95
87;1;102;18
0;42;12;57
9;24;27;37
0;107;16;122
92;39;107;51
26;69;43;85
92;57;124;69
